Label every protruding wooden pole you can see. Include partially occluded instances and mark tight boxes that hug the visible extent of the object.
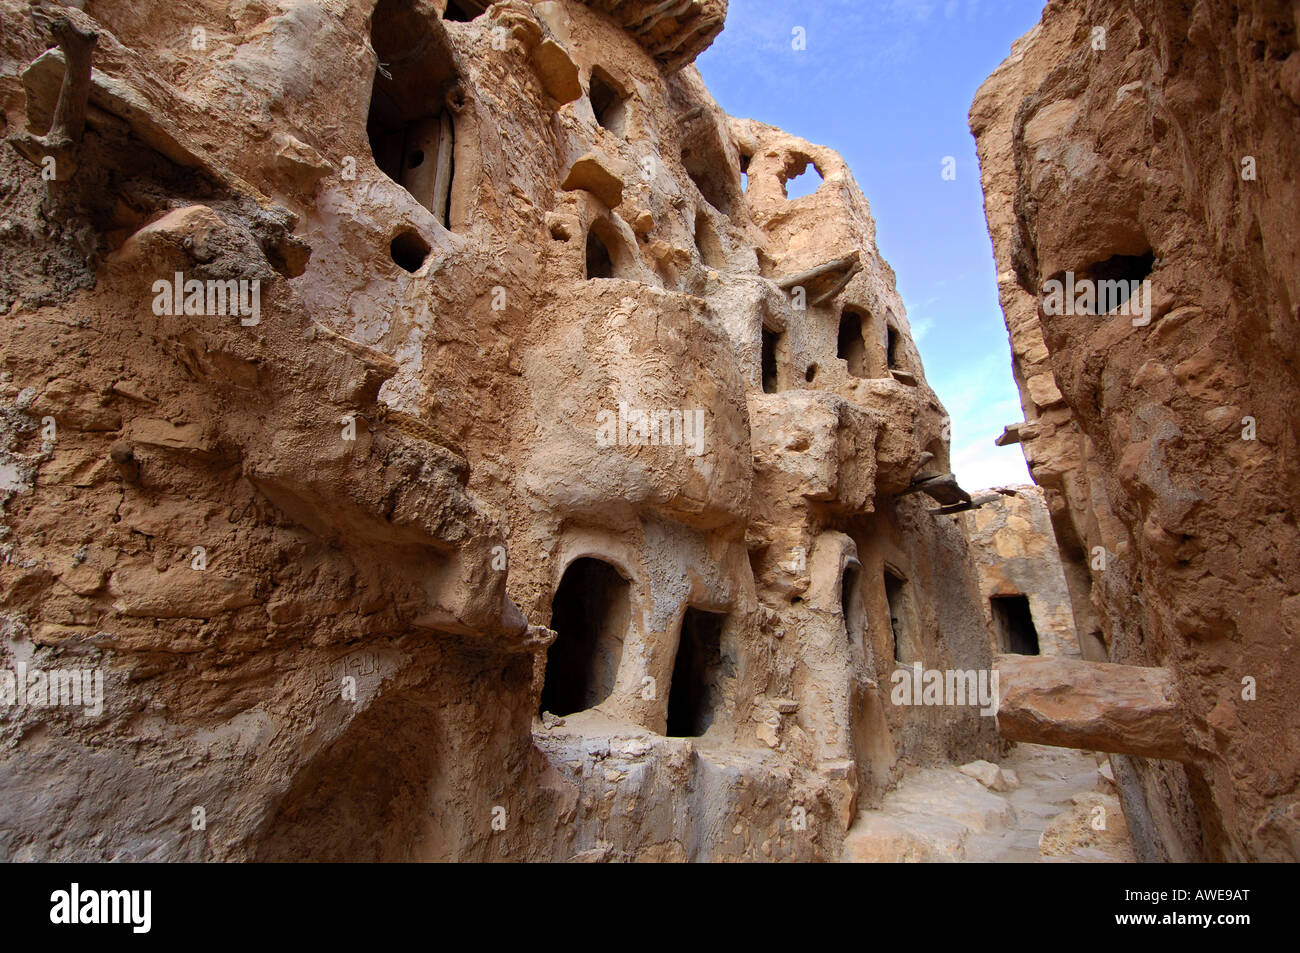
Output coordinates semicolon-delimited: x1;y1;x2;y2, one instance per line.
995;654;1190;762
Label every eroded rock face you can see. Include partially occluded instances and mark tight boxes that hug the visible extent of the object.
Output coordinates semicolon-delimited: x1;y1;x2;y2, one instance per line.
972;0;1300;860
0;0;999;861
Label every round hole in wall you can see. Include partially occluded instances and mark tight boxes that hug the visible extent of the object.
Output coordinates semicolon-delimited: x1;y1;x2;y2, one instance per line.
408;149;425;169
805;364;817;383
390;229;431;273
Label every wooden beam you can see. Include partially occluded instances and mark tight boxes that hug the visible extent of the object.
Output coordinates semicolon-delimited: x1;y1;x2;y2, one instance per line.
995;655;1190;762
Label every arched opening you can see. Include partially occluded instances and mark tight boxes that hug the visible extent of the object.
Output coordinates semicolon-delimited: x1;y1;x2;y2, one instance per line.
991;595;1041;655
584;218;636;281
841;563;863;644
585;224;614;280
540;558;630;718
367;0;459;227
761;326;781;394
683;147;731;214
666;608;730;738
886;322;903;371
589;67;628;138
781;155;823;199
838;308;869;378
1064;249;1155;315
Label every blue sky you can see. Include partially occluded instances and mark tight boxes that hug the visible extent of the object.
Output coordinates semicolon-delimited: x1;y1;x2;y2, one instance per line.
696;0;1046;490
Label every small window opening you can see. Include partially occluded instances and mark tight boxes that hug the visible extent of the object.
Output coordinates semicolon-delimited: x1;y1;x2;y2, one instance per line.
367;0;459;227
805;364;817;383
838;308;869;378
589;67;628;138
390;230;431;273
585;226;615;280
666;608;731;738
886;324;903;370
991;595;1041;655
683;147;731;214
1081;251;1155;314
761;327;780;394
540;558;630;717
782;156;823;200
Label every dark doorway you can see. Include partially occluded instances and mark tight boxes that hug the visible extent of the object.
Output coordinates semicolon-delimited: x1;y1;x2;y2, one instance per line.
886;323;902;371
761;327;780;393
838;309;869;378
666;608;730;737
585;227;614;279
540;558;630;717
991;595;1041;655
589;67;628;137
367;0;459;227
683;147;731;214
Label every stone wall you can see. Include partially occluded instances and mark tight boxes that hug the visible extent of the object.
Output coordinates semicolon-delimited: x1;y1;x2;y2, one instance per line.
972;0;1300;861
0;0;999;861
962;484;1080;660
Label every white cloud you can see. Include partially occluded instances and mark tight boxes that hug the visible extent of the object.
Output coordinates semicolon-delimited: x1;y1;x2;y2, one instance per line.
951;436;1030;491
926;351;1033;491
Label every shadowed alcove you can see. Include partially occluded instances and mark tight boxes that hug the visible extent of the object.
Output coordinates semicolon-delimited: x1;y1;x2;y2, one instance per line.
540;558;630;717
367;0;460;227
991;595;1041;655
666;608;731;738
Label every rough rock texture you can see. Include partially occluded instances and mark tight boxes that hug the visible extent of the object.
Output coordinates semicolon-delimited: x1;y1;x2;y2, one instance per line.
842;743;1134;863
961;484;1079;658
972;0;1300;860
0;0;1001;861
996;654;1187;761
